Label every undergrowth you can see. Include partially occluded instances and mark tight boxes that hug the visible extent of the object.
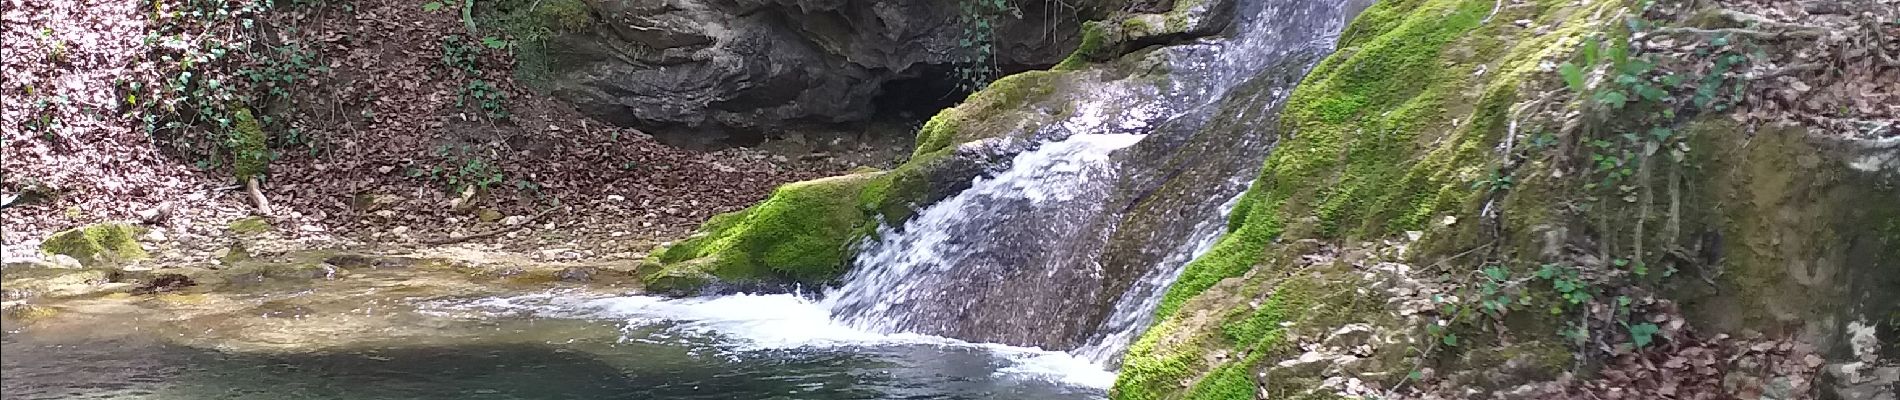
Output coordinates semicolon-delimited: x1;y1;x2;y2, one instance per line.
129;0;333;181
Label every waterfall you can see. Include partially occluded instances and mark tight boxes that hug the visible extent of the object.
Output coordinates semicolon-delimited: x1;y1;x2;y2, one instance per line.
1071;183;1249;364
811;0;1356;370
825;134;1149;346
823;0;1347;361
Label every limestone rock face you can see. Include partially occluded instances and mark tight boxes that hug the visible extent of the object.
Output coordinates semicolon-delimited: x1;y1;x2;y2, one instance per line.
543;0;1082;146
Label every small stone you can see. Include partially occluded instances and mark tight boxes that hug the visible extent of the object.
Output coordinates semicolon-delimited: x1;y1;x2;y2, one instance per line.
501;216;528;226
377;165;395;174
1513;19;1532;27
558;267;597;282
390;226;410;236
374;210;397;219
143;228;169;242
607;195;626;202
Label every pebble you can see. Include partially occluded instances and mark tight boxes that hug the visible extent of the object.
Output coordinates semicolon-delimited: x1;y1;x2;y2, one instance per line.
143;228;169;242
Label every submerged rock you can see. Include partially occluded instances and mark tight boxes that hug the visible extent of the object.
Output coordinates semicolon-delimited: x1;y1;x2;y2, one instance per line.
1;267;116;300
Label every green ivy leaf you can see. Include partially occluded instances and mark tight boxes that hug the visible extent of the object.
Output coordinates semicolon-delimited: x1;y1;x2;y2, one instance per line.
1628;323;1660;348
1597;90;1629;109
1559;62;1587;92
423;2;444;12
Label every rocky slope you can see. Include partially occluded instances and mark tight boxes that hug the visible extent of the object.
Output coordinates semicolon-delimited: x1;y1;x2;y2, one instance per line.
644;0;1898;398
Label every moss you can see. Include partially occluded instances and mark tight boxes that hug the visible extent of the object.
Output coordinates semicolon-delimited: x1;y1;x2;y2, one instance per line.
912;71;1063;157
2;304;60;321
228;216;272;235
1056;21;1112;71
1118;0;1616;397
645;173;885;290
40;223;148;267
229;108;269;181
1164;0;1207;32
529;0;592;32
1121;15;1157;38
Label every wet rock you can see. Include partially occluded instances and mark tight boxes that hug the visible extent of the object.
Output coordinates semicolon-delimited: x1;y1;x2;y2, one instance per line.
1;267;115;300
132;273;197;294
558;266;598;283
321;254;425;270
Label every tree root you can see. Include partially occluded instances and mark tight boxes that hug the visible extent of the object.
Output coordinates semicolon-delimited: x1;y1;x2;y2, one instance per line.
246;177;274;216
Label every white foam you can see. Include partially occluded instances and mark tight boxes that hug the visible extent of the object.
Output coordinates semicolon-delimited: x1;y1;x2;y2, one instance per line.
439;291;1118;389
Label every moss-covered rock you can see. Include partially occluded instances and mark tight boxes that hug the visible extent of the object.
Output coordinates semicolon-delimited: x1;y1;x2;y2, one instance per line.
228;216;272;235
911;70;1064;157
228;108;269;181
643;173;886;293
1114;0;1617;397
39;223;149;267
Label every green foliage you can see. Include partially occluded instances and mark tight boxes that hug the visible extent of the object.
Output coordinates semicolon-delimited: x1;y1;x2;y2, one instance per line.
133;0;328;180
1555;24;1753;197
953;0;1018;90
1626;322;1659;348
471;0;593;89
440;35;482;74
409;143;506;193
458;79;510;119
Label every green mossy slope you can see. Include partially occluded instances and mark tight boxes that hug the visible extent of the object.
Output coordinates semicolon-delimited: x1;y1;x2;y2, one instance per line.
1114;0;1614;397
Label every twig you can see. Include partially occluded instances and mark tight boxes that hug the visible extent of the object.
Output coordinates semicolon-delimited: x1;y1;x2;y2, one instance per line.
1756;62;1824;79
421;207;557;245
1650;26;1825;40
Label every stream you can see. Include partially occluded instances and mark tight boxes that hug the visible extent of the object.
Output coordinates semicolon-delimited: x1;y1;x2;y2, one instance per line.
2;288;1111;400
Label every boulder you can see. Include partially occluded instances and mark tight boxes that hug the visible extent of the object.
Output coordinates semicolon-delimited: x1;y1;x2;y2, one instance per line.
539;0;1084;146
39;223;149;267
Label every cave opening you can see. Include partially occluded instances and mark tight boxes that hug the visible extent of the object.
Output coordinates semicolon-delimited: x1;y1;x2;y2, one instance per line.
872;64;977;122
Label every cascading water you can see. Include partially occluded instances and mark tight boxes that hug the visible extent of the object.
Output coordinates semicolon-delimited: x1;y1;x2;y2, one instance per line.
818;0;1359;365
826;134;1149;347
1071;183;1250;364
428;0;1364;395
